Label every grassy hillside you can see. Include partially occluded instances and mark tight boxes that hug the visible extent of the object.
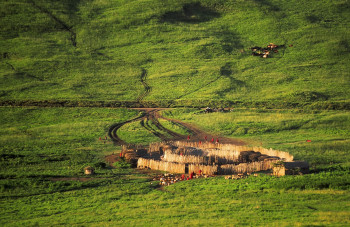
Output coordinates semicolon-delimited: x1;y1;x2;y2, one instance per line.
1;0;349;107
1;1;349;225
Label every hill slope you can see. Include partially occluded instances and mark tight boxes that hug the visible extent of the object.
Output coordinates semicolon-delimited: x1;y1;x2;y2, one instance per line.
0;0;349;106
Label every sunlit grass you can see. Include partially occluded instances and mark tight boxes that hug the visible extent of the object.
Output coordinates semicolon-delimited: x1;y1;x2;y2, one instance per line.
158;118;190;136
0;0;349;105
1;107;350;226
117;120;161;145
0;107;139;178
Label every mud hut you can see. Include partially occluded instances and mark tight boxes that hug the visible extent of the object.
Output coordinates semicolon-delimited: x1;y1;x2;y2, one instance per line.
122;149;138;167
273;161;309;176
84;166;95;175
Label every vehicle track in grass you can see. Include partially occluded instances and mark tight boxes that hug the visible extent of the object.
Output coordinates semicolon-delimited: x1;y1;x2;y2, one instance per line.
4;62;44;81
108;112;146;145
108;109;183;145
108;108;245;146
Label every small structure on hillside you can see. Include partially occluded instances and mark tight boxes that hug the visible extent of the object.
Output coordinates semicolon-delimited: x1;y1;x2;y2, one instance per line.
273;161;309;176
120;145;148;167
84;166;95;175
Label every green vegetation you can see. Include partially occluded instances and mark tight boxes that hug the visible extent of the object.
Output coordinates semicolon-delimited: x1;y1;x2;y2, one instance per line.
1;0;350;226
0;107;139;197
158;118;191;136
1;0;349;107
1;107;349;226
117;119;161;145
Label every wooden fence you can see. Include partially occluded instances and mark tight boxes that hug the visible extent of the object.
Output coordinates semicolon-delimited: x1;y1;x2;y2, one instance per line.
137;158;185;173
189;164;218;175
136;141;293;175
163;150;238;165
172;141;293;161
137;158;277;175
219;160;276;175
163;150;208;164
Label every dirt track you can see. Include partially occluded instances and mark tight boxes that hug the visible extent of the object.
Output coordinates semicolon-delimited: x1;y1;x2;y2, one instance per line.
108;108;245;146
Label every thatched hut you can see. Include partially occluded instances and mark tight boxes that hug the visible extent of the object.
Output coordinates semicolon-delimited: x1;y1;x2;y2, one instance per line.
123;149;137;160
84;166;95;175
273;161;309;176
122;149;138;167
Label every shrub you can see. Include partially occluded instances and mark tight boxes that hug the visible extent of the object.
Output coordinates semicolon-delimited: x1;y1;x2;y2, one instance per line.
113;159;131;169
93;161;107;169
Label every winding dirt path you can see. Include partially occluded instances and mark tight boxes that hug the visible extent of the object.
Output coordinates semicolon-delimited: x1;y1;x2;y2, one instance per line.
108;112;145;145
159;112;245;145
108;108;245;146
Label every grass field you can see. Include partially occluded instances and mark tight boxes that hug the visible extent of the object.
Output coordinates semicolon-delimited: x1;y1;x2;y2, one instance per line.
0;0;349;106
2;177;350;226
1;0;350;226
1;107;350;226
0;107;140;196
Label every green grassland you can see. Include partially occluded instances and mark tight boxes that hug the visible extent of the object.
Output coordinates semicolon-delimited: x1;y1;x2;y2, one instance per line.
0;107;140;196
1;107;350;226
117;119;162;144
1;0;349;106
158;118;191;136
1;0;350;226
2;176;350;226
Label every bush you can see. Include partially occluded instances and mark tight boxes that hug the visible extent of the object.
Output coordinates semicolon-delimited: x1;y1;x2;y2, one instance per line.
234;127;247;135
113;158;131;169
93;161;107;169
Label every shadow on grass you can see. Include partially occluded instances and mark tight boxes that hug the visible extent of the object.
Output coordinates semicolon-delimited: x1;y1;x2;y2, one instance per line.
28;0;77;47
58;0;81;18
216;63;246;97
0;174;138;199
210;27;244;53
252;0;281;12
160;2;220;23
305;15;321;23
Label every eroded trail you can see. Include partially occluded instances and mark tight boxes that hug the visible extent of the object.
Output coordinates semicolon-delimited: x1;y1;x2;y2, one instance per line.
29;0;77;47
136;69;151;103
108;108;245;146
108;113;145;145
160;114;245;145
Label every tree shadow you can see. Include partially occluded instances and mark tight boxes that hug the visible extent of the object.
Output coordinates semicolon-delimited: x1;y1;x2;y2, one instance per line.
216;63;246;97
305;15;321;23
29;0;77;47
252;0;281;12
211;28;244;53
339;39;350;54
337;1;350;13
52;0;81;19
160;2;221;23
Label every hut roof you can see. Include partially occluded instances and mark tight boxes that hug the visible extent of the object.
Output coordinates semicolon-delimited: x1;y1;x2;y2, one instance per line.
84;166;94;170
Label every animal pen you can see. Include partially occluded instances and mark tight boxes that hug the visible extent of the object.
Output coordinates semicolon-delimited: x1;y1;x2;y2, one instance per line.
121;141;307;176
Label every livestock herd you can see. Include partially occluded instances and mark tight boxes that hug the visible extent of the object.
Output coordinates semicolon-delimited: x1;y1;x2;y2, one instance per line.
251;43;285;58
151;172;213;186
